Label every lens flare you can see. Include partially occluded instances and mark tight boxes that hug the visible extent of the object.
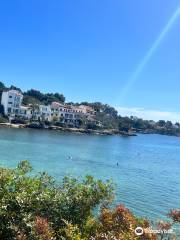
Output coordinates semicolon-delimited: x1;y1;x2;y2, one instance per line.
119;6;180;100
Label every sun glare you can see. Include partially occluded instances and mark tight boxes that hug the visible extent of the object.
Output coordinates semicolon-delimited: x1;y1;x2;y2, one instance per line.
119;6;180;100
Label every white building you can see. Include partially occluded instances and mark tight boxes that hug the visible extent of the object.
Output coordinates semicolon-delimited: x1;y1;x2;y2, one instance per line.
20;106;33;119
78;105;95;115
61;105;78;123
1;90;23;118
50;102;83;124
20;105;51;121
39;105;51;121
50;102;62;121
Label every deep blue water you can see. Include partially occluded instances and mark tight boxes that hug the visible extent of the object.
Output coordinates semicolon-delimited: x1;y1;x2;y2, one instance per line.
0;127;179;221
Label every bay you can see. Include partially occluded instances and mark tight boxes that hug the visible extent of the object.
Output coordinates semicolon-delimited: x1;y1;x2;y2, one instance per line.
0;127;179;221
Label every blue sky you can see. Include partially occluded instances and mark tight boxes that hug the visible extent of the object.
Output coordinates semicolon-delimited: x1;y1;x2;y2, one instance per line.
0;0;180;121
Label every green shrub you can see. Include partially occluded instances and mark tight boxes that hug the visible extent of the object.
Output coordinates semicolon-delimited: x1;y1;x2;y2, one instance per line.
0;116;8;123
0;161;113;239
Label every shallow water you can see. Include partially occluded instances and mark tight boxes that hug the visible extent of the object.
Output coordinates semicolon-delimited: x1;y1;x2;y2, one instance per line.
0;127;179;221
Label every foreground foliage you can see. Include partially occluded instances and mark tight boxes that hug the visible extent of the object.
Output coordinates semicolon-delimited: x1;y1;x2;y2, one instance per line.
0;161;179;240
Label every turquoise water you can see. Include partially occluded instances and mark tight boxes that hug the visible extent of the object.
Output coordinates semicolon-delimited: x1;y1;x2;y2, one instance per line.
0;127;179;221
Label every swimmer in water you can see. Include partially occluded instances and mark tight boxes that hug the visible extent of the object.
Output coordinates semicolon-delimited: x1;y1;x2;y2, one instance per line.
117;162;119;166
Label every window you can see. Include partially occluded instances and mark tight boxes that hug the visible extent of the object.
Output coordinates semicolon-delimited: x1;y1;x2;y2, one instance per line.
8;102;13;104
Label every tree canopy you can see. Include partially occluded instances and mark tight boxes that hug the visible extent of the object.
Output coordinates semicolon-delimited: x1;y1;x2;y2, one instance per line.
24;89;65;105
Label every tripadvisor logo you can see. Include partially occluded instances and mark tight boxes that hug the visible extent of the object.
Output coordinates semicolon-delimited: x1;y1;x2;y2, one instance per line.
135;227;144;236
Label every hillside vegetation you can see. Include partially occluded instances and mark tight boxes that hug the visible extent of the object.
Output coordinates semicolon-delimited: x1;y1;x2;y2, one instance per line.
1;81;180;136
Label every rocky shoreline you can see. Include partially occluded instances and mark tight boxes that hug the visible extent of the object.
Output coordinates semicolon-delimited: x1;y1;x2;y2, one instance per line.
0;122;137;136
137;128;180;137
2;122;180;137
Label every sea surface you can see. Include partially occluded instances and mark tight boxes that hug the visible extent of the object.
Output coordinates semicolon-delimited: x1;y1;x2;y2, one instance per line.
0;127;179;222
